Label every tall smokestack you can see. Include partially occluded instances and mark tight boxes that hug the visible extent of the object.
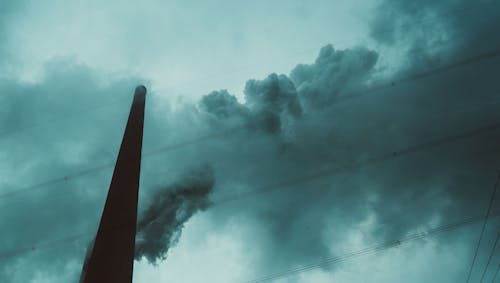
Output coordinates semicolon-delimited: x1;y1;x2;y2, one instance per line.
80;85;146;283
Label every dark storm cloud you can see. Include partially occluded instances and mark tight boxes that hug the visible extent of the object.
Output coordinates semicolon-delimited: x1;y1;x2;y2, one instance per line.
135;166;214;264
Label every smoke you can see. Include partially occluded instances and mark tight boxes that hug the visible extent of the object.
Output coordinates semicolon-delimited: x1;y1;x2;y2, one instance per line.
291;44;378;109
135;166;215;264
200;73;303;137
187;0;500;274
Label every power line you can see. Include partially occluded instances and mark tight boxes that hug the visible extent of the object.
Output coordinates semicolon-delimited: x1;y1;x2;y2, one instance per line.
157;1;497;94
1;47;499;201
466;173;500;283
0;92;130;139
0;163;114;199
336;48;500;103
0;207;497;274
480;231;500;283
242;214;500;283
1;121;497;254
0;232;90;260
0;1;496;141
0;122;498;261
492;265;499;283
1;124;499;260
212;121;500;205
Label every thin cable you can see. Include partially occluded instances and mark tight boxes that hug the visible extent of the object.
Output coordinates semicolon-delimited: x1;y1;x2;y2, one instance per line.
492;265;499;283
0;93;130;139
336;48;500;103
0;163;114;199
212;121;500;205
0;232;90;259
1;47;499;200
0;209;496;270
466;173;500;283
480;231;500;283
242;214;500;283
159;2;497;94
0;2;497;140
0;121;497;260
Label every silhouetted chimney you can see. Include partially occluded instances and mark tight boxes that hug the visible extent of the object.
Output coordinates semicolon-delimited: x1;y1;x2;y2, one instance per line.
80;85;146;283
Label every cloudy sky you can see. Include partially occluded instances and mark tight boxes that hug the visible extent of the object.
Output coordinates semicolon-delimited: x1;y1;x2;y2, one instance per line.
1;0;500;282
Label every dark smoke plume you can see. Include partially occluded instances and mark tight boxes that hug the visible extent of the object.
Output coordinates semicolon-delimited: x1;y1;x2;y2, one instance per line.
135;166;215;264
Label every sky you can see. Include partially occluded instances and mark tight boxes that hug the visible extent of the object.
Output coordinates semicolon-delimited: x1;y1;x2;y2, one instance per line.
0;0;500;282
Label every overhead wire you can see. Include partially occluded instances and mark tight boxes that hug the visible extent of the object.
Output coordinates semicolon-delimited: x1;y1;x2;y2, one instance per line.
242;214;500;283
0;232;90;260
0;122;498;281
152;1;496;94
466;172;500;283
0;121;499;259
0;92;131;139
212;121;500;205
0;3;499;282
0;47;499;273
0;1;495;140
491;265;499;283
0;209;497;273
1;46;499;201
480;231;500;283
